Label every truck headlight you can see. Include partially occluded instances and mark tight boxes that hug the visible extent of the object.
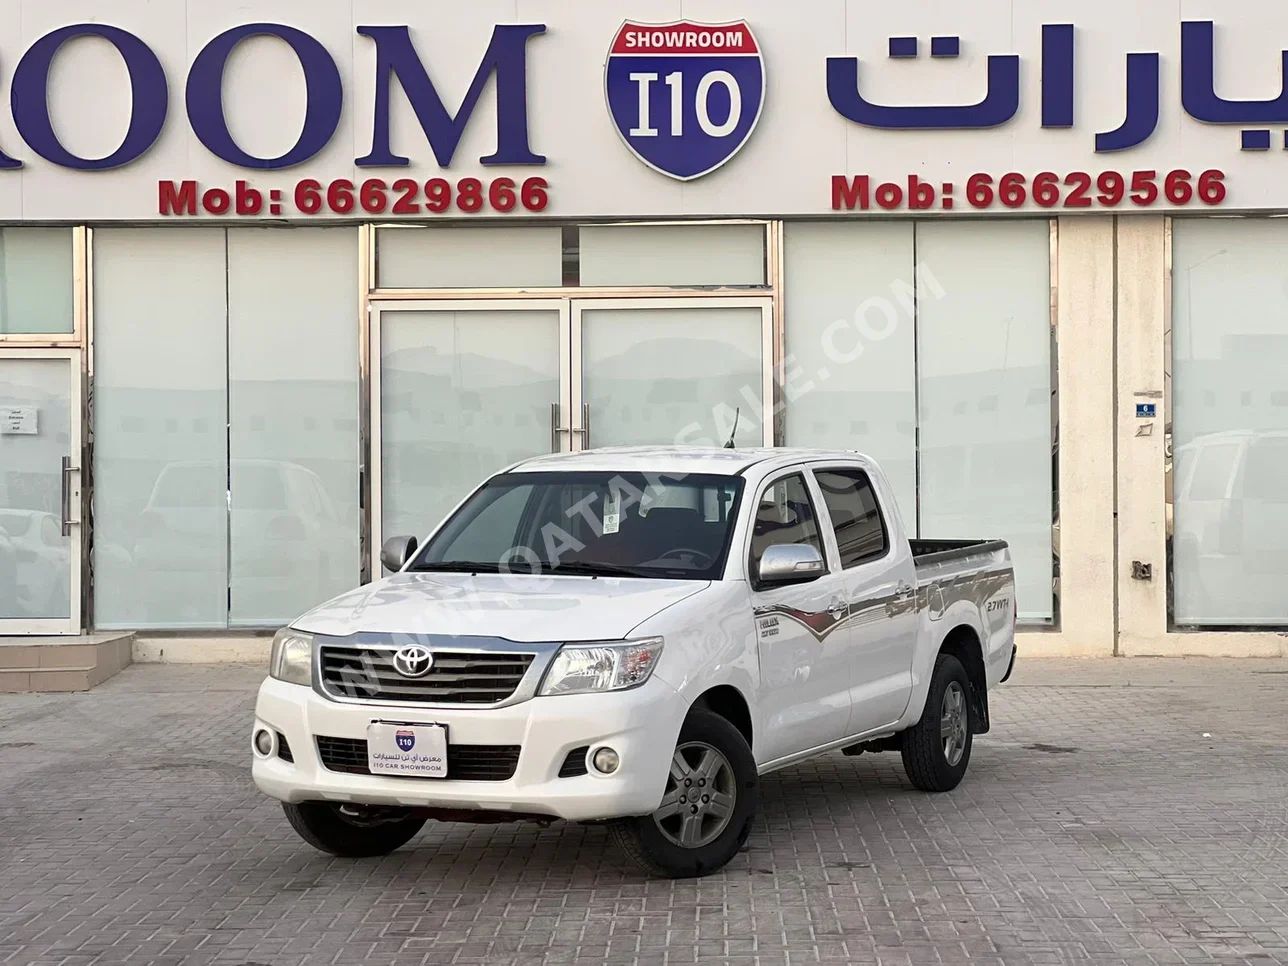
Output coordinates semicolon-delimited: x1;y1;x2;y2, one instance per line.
270;628;313;687
539;638;664;696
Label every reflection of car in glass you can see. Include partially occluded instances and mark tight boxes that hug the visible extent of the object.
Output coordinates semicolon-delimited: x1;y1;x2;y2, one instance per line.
252;447;1017;878
133;460;350;615
0;509;67;618
1173;430;1288;623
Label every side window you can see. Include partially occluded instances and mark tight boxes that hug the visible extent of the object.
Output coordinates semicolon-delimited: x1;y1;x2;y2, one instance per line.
815;469;889;568
750;473;823;572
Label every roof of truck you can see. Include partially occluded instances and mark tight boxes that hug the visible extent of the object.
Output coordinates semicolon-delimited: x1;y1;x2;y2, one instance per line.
507;446;873;477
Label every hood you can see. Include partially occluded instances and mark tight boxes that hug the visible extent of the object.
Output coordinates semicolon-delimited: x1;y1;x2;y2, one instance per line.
293;572;710;642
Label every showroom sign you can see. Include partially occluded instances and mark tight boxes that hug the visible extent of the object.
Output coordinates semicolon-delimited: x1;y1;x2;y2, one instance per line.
0;2;1285;219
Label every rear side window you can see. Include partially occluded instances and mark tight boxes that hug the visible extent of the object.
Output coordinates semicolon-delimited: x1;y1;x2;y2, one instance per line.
815;469;888;567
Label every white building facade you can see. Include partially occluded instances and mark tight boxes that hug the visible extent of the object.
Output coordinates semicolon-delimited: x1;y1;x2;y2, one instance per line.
0;0;1285;657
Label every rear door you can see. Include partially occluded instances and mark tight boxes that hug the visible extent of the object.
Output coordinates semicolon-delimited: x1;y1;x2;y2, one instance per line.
810;464;918;734
747;468;854;764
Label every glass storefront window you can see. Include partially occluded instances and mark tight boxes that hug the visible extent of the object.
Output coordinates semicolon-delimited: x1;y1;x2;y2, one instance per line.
93;229;229;629
376;226;563;289
1172;219;1288;626
227;229;360;626
917;221;1054;623
579;225;766;287
93;228;360;630
0;228;74;334
783;222;917;521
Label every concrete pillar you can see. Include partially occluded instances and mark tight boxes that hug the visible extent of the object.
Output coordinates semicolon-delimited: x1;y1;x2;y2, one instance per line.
1019;217;1116;657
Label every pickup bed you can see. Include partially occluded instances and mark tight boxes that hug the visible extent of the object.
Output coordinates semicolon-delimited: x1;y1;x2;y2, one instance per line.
252;446;1017;877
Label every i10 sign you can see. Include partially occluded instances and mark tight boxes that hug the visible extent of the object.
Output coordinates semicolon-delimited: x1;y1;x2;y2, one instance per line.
604;20;765;181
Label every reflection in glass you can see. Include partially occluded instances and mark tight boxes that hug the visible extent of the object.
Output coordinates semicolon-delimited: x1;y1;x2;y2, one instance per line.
376;227;563;289
380;310;561;548
916;221;1054;622
0;228;74;335
1173;220;1288;625
0;359;72;620
581;307;764;448
93;229;229;629
228;229;360;626
783;222;917;523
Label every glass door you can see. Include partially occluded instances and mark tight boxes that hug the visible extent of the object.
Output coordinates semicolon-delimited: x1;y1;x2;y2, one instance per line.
0;349;82;634
571;298;774;450
370;300;570;574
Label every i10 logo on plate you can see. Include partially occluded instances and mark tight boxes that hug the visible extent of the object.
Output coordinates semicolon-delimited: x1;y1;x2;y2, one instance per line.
605;20;765;181
395;730;416;752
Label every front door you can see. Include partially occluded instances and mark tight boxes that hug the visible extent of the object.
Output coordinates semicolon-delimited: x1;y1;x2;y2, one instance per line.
748;469;854;765
370;300;570;574
0;349;82;634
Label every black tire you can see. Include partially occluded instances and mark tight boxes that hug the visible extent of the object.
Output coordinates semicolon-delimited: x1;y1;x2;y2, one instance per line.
283;802;426;858
900;653;974;793
610;708;759;878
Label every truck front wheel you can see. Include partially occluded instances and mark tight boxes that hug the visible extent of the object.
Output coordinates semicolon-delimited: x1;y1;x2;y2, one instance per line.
283;802;426;858
610;709;759;878
900;653;974;792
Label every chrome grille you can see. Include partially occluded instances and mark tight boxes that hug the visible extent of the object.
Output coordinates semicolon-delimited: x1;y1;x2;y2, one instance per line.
319;645;535;705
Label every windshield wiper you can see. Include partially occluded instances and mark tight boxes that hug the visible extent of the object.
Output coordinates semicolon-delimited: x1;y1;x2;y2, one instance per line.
545;561;656;578
407;561;506;574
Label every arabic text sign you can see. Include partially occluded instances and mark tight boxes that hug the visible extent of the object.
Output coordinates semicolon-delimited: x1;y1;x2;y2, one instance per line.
366;722;447;777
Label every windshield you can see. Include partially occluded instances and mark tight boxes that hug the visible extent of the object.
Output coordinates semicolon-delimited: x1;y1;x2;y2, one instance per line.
410;471;744;580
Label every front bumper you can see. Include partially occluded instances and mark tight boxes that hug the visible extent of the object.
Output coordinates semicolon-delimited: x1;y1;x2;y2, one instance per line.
251;675;688;822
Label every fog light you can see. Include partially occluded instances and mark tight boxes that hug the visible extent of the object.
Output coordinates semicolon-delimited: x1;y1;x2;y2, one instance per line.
253;729;274;757
592;747;620;774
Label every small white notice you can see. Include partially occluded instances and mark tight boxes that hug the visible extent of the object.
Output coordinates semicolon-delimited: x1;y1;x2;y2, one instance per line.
602;494;621;534
0;406;37;436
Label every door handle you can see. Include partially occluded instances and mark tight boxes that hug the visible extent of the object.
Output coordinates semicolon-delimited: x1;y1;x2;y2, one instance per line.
579;403;591;449
550;402;572;452
893;582;914;600
60;456;81;537
827;598;848;620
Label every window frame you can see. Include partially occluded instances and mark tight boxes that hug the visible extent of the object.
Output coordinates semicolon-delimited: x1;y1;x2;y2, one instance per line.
745;467;829;591
809;465;892;570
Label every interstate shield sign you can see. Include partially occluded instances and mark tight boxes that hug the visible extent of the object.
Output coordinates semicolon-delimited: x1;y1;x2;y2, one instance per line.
605;20;765;181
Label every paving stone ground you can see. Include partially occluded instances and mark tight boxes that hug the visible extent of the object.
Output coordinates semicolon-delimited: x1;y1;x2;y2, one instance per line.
1;658;1287;966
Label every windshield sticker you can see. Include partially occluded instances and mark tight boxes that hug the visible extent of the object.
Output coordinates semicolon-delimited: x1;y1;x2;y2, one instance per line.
603;494;621;534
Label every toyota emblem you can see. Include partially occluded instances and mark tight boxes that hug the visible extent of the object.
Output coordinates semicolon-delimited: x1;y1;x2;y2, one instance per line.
392;645;434;678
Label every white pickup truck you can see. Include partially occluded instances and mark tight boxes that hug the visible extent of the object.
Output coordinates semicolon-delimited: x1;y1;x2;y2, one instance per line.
252;447;1017;877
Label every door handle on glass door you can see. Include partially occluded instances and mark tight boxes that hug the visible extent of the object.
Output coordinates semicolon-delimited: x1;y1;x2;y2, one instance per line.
60;456;81;537
550;402;572;453
578;403;591;448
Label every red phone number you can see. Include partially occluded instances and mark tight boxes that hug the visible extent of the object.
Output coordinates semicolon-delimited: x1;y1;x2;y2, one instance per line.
832;169;1227;212
159;176;551;217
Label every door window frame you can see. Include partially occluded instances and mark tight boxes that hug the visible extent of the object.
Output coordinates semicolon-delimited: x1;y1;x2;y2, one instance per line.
808;464;893;570
569;296;775;451
745;466;834;591
0;346;83;634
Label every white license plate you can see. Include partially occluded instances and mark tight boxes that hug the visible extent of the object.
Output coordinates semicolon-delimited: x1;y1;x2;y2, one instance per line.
366;721;448;778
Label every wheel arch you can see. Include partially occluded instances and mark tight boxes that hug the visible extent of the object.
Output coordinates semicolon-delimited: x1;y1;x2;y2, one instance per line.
690;685;754;752
938;624;990;735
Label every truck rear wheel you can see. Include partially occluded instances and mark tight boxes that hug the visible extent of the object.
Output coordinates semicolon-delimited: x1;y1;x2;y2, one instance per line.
283;802;426;858
609;709;759;878
900;653;974;792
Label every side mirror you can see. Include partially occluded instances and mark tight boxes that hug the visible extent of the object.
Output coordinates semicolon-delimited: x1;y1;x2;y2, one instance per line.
756;543;826;587
380;535;418;573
